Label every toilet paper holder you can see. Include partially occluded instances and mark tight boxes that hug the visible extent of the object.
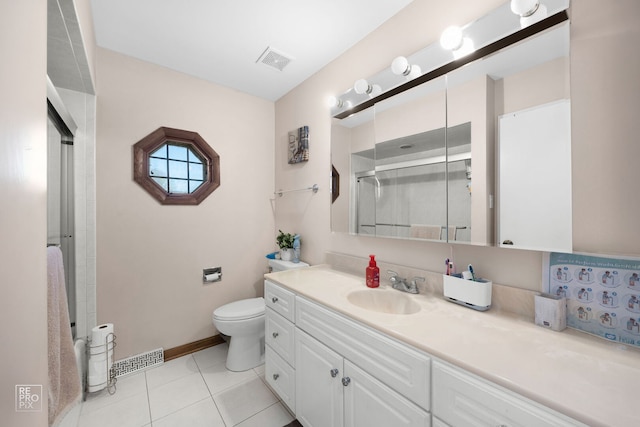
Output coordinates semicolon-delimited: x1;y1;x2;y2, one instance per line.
88;331;117;394
203;267;222;283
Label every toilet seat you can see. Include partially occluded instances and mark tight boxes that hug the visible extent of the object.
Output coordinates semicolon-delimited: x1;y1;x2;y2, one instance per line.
213;297;264;321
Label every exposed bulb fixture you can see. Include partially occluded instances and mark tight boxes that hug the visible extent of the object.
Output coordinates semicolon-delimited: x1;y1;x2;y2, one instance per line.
440;25;475;59
510;0;548;27
440;26;464;51
391;56;422;80
510;0;539;17
453;37;475;59
353;79;381;97
328;95;343;109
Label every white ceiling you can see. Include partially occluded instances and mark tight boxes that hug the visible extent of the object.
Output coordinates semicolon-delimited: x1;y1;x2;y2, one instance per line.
90;0;415;101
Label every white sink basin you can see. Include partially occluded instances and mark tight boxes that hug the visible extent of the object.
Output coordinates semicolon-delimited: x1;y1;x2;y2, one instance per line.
347;288;421;315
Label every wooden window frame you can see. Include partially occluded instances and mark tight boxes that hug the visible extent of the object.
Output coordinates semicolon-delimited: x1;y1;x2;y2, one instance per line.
133;127;220;205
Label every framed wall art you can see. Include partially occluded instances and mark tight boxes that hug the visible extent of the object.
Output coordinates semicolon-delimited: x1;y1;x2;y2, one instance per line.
288;125;309;164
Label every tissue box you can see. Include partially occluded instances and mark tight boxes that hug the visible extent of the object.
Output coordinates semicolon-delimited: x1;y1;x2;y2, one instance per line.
443;274;492;311
534;293;566;331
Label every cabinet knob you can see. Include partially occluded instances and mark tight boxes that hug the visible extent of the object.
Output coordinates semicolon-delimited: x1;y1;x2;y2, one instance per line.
272;332;279;338
272;373;279;381
272;296;279;303
341;377;351;386
330;368;339;378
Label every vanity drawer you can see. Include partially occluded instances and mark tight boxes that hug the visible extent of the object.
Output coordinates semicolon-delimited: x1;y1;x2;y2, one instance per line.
295;296;430;411
432;361;585;427
265;307;295;366
265;345;295;413
265;280;295;322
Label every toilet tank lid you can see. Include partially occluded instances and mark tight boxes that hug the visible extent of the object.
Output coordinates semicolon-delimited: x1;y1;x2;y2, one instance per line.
214;297;265;320
268;259;310;271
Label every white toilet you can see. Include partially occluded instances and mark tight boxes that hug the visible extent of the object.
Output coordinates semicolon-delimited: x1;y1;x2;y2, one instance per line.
212;259;309;371
213;297;266;372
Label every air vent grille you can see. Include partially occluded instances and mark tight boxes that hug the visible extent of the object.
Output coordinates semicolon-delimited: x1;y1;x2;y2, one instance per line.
256;46;292;71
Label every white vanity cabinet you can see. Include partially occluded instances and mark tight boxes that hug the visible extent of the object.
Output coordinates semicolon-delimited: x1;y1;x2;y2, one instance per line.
264;279;584;427
264;281;296;412
432;361;586;427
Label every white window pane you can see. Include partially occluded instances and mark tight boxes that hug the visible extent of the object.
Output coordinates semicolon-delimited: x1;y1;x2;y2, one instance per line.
169;160;188;179
189;163;205;181
151;144;168;159
169;179;188;193
189;180;204;193
188;148;203;164
168;144;188;161
152;177;168;191
149;158;167;177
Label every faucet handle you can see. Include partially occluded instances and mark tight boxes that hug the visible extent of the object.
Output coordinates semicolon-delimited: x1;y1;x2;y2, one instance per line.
387;270;399;277
411;276;425;285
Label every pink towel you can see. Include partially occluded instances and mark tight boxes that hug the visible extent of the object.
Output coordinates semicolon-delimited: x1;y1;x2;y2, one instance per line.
409;224;442;240
47;246;81;426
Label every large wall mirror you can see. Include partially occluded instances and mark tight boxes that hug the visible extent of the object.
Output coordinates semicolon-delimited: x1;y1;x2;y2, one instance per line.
331;7;571;253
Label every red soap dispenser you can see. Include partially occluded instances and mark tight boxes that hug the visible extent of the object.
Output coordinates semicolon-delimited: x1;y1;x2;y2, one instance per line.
366;255;380;288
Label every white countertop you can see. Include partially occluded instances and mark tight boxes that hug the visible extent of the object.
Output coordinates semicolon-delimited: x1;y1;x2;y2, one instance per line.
265;265;640;427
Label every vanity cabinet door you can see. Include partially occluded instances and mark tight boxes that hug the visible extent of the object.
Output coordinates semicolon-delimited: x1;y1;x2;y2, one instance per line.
344;360;430;427
296;329;344;427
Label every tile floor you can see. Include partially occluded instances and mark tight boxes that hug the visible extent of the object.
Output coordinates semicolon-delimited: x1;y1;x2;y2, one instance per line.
78;343;295;427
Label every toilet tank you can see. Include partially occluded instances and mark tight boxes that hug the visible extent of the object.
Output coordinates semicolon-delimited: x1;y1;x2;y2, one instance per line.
268;259;309;272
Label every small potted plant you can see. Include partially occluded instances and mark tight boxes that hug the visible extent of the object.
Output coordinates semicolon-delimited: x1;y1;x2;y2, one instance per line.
276;230;295;261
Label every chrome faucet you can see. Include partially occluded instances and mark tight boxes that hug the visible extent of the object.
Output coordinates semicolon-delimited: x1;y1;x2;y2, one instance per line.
387;270;424;294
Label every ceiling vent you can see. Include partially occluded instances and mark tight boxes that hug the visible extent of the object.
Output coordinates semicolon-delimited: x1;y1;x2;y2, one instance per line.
256;46;292;71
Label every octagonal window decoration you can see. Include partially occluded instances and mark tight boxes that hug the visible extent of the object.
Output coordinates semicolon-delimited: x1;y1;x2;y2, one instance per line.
133;127;220;205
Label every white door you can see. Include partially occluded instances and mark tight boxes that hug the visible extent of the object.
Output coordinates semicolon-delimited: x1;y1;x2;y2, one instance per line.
295;329;344;427
343;360;430;427
498;99;572;252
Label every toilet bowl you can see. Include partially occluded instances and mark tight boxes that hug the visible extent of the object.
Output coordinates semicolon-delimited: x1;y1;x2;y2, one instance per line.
212;297;265;372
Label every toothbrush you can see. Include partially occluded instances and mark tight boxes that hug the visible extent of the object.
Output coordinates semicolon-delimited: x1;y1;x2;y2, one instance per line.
445;258;450;275
449;262;455;275
468;264;476;281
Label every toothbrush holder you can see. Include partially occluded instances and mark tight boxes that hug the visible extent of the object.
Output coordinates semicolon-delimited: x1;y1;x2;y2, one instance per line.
443;274;492;311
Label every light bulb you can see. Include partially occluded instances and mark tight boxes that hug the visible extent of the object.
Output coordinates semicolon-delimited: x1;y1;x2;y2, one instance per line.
408;64;421;80
391;56;410;76
510;0;539;17
328;96;343;109
520;3;547;27
440;26;464;51
453;37;475;59
354;79;371;95
391;57;422;80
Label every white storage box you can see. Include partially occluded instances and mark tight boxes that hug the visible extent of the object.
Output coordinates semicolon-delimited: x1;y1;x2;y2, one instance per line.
443;274;492;311
534;293;566;331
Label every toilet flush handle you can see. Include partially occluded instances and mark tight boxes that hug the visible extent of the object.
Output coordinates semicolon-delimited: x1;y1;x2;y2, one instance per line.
272;297;278;303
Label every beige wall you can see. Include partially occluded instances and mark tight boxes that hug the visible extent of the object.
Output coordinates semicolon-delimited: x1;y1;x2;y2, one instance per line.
95;48;275;358
0;2;49;426
275;0;640;292
571;0;640;256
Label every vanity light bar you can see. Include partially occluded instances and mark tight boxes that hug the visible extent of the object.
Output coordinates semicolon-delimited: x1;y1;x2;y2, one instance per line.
333;10;568;120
